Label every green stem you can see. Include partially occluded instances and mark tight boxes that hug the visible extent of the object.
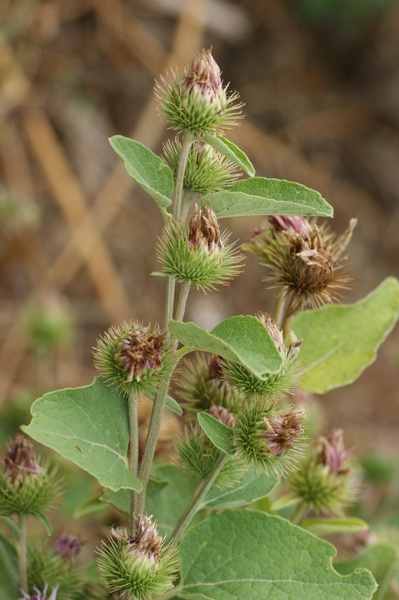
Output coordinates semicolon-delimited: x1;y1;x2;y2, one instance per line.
158;583;184;600
173;131;193;221
164;276;175;332
290;502;308;525
174;281;191;326
128;390;139;533
171;452;229;547
18;514;28;592
274;288;286;327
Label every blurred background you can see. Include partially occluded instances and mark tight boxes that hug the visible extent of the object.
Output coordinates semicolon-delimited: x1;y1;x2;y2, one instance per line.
0;0;398;469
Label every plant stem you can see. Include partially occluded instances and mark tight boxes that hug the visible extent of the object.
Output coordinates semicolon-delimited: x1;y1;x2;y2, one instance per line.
173;131;193;221
128;390;139;533
18;514;28;592
290;502;308;525
158;584;184;600
274;289;286;327
174;281;191;326
171;453;229;547
164;276;175;332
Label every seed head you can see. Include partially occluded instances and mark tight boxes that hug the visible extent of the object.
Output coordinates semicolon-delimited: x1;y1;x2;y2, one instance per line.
3;434;40;485
263;408;306;457
209;404;236;428
189;204;222;253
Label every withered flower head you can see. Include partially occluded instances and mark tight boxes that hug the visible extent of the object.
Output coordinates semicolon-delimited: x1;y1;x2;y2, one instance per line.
256;312;284;354
94;321;169;397
209;404;236;428
263;408;306;457
3;434;40;485
188;204;222;253
245;217;357;314
111;514;163;564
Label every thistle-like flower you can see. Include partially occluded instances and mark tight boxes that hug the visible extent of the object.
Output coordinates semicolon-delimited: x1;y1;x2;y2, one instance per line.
157;204;243;292
155;48;243;135
234;402;306;478
176;353;243;420
0;435;62;517
223;312;301;399
97;515;179;599
94;321;171;397
288;429;362;515
54;534;82;562
244;217;357;314
163;139;240;194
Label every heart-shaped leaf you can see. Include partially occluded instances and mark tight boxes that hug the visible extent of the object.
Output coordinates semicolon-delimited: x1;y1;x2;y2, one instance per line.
197;412;235;455
178;510;376;599
199;177;333;219
292;278;399;393
202;135;255;176
109;136;174;212
22;378;142;492
170;315;282;378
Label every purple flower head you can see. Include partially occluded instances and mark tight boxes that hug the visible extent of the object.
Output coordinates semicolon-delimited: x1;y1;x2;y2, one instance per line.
319;429;352;475
54;533;82;561
20;583;59;600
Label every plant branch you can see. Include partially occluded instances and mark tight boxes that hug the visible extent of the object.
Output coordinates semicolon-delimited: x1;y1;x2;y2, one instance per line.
171;452;229;547
128;390;139;533
174;281;191;326
173;131;193;221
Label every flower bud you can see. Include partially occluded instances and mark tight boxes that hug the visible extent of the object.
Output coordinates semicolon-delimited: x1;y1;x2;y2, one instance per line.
157;205;243;292
223;313;300;400
288;429;362;515
97;516;179;598
155;48;243;134
244;218;357;313
234;402;306;477
0;435;62;517
163;138;240;194
176;353;243;420
94;321;170;397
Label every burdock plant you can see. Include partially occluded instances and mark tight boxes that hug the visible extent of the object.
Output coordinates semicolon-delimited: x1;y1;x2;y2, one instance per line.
3;47;398;600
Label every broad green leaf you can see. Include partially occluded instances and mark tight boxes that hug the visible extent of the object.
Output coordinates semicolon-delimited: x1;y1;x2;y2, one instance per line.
335;544;398;600
199;177;333;219
292;278;399;393
178;511;376;600
109;136;174;212
301;517;369;535
203;469;278;510
166;395;183;416
22;378;142;493
202;135;255;176
197;412;235;455
170;315;282;378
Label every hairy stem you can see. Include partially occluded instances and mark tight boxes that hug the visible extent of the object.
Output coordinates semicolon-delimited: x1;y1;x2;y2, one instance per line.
128;390;139;533
18;514;28;592
274;288;286;327
171;453;229;546
173;131;193;221
174;281;191;326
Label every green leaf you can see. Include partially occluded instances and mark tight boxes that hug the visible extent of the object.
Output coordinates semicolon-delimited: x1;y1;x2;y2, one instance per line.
178;511;377;600
335;543;398;600
199;177;333;219
197;412;235;455
301;517;369;535
202;135;255;177
292;278;399;393
0;533;18;599
109;136;174;212
203;469;278;510
170;315;282;378
166;395;183;416
73;495;109;519
34;512;52;536
22;377;142;493
0;517;20;541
